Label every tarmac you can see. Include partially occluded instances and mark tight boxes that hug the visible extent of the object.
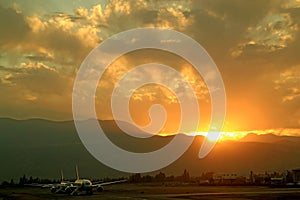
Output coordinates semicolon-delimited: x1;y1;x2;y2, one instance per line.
1;183;300;200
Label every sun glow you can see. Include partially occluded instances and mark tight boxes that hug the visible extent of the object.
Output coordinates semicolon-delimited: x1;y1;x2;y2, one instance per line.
189;131;248;142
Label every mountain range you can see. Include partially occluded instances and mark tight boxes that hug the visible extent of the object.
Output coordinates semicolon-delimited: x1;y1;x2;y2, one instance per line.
0;118;300;182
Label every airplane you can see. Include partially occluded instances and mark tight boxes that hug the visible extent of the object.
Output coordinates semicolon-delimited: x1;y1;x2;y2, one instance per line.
49;170;73;194
50;165;127;195
25;170;72;193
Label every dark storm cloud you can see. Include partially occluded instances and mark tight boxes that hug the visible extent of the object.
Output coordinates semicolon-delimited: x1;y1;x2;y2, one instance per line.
0;6;30;47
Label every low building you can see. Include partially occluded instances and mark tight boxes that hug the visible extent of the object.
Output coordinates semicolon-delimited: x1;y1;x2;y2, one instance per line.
213;173;238;184
270;177;284;186
292;169;300;183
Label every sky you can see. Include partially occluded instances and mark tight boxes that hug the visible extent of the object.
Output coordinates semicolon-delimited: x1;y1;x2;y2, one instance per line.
0;0;299;134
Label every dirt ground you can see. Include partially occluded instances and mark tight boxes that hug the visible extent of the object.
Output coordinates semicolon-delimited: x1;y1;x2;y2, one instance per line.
1;183;300;200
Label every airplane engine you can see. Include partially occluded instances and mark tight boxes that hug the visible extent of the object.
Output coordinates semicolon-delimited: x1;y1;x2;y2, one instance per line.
97;186;104;192
65;186;72;194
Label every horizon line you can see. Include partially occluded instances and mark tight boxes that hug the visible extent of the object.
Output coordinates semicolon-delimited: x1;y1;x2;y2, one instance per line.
1;117;300;137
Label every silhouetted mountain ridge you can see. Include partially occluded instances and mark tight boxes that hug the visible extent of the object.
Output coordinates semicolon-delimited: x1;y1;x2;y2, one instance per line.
241;132;300;143
0;118;300;182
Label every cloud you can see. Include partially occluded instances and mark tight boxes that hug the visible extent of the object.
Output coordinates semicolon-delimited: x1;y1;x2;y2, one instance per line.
0;0;299;129
25;15;47;33
0;6;30;48
282;0;300;9
85;0;194;33
25;53;54;62
5;62;70;95
231;13;298;57
274;65;300;102
0;65;23;73
0;61;73;119
24;94;38;101
0;0;196;69
155;6;194;30
0;6;98;72
180;65;209;100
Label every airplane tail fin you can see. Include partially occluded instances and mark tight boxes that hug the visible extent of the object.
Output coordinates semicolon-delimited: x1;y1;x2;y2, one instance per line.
75;165;79;180
60;170;64;182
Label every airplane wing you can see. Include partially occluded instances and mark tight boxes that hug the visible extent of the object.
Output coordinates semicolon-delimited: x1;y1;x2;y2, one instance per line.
24;183;56;188
93;179;127;187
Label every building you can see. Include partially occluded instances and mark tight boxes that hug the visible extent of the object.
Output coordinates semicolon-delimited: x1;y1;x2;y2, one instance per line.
292;169;300;183
270;177;284;186
213;173;238;184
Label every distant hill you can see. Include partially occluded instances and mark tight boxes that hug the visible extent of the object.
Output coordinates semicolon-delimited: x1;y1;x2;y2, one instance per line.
1;118;300;182
240;132;300;143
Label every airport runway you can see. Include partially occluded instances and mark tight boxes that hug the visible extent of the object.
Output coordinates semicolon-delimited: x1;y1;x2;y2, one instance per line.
151;188;300;200
1;184;300;200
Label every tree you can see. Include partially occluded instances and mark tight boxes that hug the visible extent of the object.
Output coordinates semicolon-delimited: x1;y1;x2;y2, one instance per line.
155;172;166;182
19;174;29;185
181;169;190;182
129;173;142;183
10;179;14;186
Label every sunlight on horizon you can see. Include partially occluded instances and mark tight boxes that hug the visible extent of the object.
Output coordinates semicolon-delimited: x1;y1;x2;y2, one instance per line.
187;128;300;142
188;131;248;142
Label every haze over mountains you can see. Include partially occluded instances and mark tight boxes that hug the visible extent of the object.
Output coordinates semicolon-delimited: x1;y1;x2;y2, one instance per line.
1;118;300;182
240;132;300;143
